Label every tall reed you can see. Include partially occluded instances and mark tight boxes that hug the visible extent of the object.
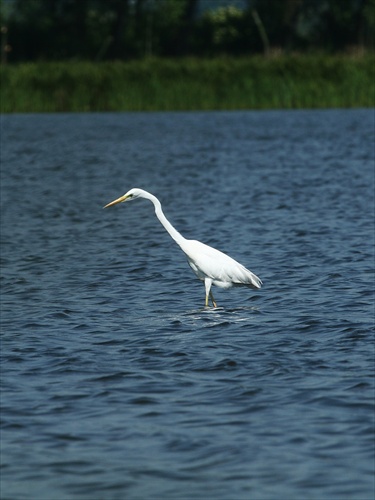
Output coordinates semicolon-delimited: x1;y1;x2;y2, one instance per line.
1;54;374;113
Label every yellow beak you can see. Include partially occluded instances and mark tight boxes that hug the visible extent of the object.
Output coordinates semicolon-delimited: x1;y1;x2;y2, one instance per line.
103;194;129;208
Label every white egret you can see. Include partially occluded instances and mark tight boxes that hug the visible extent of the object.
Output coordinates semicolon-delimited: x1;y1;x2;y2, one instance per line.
104;188;262;308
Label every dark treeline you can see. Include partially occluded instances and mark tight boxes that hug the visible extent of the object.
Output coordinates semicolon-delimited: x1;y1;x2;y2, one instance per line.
1;0;374;62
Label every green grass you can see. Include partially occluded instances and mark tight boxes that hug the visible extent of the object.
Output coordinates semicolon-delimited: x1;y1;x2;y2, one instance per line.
1;54;374;113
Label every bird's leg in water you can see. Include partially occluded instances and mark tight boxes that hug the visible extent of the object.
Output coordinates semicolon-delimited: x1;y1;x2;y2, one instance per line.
210;291;217;308
204;278;213;308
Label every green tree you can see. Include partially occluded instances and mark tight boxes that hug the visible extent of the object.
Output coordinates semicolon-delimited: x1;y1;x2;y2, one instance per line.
197;6;250;55
3;0;374;62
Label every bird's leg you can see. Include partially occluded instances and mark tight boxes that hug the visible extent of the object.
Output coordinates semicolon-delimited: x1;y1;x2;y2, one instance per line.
210;291;217;308
204;278;213;308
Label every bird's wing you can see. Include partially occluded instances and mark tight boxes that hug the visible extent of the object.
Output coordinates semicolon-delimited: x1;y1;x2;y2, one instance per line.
183;240;262;289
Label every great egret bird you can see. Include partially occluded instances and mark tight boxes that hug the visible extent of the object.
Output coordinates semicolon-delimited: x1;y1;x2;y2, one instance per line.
104;188;262;307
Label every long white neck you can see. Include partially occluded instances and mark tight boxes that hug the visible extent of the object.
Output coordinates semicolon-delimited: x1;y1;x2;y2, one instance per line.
141;191;187;248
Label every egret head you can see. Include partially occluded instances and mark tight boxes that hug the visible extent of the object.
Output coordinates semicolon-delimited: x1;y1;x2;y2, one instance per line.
104;188;143;208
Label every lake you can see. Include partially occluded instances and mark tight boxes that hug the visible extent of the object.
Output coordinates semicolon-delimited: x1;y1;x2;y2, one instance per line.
1;109;374;499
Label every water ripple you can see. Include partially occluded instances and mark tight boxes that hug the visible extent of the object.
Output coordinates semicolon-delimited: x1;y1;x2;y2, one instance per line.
1;110;374;500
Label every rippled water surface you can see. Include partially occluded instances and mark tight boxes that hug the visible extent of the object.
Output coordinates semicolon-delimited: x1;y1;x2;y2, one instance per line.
1;110;374;499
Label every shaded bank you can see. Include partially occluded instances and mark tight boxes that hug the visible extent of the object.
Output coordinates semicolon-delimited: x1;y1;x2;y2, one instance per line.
1;54;374;112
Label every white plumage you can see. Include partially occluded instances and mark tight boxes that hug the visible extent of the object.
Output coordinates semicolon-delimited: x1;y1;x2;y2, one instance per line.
104;188;262;307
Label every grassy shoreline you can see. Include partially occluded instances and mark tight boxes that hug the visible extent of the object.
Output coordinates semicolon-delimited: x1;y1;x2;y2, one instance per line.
1;54;374;113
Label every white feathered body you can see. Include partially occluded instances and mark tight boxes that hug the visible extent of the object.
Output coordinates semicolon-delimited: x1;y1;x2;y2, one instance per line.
180;239;262;290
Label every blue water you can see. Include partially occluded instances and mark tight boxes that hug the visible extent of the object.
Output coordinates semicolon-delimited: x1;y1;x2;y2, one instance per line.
1;109;374;500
